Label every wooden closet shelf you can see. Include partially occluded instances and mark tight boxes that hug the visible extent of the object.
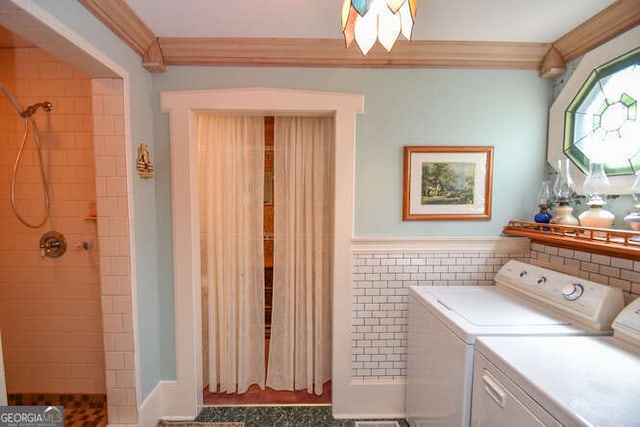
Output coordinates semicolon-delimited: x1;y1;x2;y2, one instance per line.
503;220;640;261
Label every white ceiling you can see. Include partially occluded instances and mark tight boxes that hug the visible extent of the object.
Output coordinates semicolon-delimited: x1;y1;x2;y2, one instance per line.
126;0;617;43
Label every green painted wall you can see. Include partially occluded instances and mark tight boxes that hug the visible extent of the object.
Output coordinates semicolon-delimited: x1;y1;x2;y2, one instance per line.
153;67;552;236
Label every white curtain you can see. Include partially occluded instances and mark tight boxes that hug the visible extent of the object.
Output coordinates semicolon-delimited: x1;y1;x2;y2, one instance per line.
266;116;334;395
198;114;265;394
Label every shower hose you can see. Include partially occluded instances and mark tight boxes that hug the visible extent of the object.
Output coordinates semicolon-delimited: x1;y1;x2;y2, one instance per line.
10;115;50;228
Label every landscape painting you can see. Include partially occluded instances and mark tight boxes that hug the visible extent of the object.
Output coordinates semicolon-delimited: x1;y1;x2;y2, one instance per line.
403;146;494;220
421;162;475;205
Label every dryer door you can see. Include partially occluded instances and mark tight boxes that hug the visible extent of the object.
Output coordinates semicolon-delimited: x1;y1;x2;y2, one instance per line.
471;352;561;427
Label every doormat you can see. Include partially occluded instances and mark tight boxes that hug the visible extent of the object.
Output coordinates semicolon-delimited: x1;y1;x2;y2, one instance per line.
157;422;244;427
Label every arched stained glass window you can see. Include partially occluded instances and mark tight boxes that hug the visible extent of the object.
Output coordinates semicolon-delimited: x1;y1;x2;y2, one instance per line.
564;47;640;176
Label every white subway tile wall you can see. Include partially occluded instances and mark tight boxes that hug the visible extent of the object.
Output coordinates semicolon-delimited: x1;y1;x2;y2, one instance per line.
0;48;103;393
0;47;136;425
351;251;527;380
92;78;138;425
351;244;640;381
529;243;640;302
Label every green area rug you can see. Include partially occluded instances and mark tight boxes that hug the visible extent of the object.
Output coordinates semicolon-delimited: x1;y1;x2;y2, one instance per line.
158;422;243;427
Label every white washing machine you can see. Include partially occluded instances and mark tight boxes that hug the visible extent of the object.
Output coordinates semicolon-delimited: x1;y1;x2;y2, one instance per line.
471;297;640;427
406;260;624;427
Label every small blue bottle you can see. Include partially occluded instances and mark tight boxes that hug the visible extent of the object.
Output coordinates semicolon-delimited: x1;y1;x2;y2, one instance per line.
534;180;553;230
534;205;552;230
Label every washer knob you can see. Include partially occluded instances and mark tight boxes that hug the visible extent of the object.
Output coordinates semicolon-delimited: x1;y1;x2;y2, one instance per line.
562;283;584;301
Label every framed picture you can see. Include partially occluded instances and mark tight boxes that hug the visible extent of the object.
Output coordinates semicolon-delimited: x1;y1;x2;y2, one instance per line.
403;146;494;221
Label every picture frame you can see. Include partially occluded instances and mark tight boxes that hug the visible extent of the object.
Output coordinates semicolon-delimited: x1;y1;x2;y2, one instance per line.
403;146;494;221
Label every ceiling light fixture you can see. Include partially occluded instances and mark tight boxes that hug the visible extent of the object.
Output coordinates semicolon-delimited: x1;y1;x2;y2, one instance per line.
342;0;417;55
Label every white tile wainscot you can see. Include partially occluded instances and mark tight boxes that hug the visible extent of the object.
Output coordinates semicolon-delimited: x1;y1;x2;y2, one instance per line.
350;236;530;382
529;242;640;302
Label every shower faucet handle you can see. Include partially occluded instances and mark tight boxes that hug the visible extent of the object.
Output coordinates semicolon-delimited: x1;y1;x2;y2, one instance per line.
39;231;67;258
42;240;60;249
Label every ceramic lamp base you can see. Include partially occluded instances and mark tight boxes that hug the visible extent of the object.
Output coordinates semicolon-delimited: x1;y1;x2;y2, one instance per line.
553;205;579;226
579;206;615;229
624;212;640;242
624;212;640;231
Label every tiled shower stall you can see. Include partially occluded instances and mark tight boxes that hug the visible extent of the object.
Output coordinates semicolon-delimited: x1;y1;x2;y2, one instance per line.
0;47;103;394
0;46;137;424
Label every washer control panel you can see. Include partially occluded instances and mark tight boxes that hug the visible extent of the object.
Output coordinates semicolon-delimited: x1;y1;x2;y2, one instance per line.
496;260;624;331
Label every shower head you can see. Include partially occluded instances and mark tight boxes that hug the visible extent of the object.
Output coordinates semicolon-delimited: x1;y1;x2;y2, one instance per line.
0;81;53;118
0;81;24;115
21;101;53;118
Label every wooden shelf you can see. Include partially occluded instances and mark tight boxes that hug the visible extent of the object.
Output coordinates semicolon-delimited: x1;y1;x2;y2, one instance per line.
503;220;640;261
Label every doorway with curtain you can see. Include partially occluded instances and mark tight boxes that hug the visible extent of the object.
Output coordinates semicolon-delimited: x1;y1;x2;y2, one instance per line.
198;114;334;405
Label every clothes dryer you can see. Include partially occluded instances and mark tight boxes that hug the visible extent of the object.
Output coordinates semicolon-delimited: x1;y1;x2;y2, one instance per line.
471;297;640;426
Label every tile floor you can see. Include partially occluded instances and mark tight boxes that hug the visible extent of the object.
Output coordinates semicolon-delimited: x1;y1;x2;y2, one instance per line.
63;406;107;426
203;382;331;406
195;406;409;427
7;393;107;427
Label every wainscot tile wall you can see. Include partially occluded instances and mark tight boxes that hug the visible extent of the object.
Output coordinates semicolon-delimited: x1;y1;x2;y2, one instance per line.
351;249;528;381
528;243;640;303
351;240;639;382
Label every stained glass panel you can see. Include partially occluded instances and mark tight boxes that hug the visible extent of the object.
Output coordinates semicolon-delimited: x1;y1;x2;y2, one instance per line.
564;48;640;176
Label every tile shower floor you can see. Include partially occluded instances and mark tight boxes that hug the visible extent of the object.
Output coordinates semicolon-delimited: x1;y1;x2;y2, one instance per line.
7;393;107;427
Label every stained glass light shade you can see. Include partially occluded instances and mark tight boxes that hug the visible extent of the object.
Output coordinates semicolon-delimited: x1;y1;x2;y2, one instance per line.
341;0;417;55
564;47;640;176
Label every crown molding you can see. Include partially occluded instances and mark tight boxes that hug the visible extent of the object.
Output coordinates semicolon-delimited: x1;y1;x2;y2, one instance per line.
79;1;640;74
539;46;566;78
158;37;550;69
554;0;640;63
143;38;166;73
79;0;165;72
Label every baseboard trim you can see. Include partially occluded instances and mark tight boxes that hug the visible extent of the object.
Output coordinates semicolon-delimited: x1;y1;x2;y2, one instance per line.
141;379;407;420
332;379;406;419
139;381;169;426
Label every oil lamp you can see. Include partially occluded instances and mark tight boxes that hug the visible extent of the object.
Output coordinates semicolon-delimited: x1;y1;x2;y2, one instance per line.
578;163;614;229
623;171;640;234
552;159;579;226
534;180;552;226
